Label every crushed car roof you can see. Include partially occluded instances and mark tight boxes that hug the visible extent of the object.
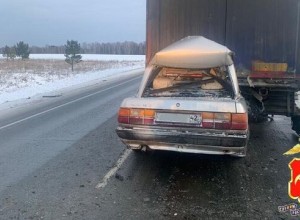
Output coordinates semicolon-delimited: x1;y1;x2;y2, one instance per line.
150;36;233;69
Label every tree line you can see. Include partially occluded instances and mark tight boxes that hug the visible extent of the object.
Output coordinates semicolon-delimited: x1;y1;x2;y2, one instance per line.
1;40;83;72
1;40;144;72
1;40;85;72
80;41;145;55
2;41;30;60
1;41;145;55
2;40;140;72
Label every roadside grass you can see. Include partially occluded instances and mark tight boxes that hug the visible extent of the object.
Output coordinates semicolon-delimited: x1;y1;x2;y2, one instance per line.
0;59;140;75
0;59;143;91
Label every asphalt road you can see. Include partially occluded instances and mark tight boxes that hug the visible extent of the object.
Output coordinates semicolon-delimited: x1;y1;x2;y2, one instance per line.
0;71;299;220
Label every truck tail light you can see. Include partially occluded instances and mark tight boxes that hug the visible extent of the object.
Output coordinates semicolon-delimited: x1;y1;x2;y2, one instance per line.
118;108;155;125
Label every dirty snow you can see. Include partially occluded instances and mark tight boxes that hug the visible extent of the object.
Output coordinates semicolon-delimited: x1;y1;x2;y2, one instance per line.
0;54;145;106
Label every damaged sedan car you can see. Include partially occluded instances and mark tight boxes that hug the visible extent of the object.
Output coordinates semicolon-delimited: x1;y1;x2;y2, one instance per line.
116;36;249;157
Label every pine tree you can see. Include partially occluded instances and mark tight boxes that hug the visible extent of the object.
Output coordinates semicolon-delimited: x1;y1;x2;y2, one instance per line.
64;40;82;71
2;46;17;60
9;46;16;60
2;45;10;60
15;41;30;60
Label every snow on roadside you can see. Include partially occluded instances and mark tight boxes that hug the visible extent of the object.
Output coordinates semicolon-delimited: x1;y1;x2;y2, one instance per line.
0;55;145;105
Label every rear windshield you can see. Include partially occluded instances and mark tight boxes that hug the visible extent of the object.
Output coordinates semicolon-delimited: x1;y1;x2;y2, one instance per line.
142;67;234;98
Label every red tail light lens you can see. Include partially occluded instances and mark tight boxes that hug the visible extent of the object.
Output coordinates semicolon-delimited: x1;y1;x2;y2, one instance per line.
202;112;214;128
231;113;248;130
118;108;248;130
202;112;248;130
214;113;231;129
118;108;155;125
118;108;130;124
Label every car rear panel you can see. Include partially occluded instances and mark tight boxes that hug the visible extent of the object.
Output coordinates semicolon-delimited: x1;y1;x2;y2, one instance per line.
116;97;248;156
116;125;248;156
121;97;237;113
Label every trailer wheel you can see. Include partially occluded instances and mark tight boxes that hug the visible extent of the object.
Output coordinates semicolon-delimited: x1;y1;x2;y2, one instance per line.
292;116;300;135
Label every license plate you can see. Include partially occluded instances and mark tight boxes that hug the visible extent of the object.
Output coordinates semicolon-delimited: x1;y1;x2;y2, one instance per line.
155;112;202;124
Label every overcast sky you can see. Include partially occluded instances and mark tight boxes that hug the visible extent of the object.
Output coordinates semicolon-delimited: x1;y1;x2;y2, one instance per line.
0;0;146;47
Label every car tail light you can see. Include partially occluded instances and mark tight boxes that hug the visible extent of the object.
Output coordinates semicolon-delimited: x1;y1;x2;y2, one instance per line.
118;108;248;130
202;112;214;128
118;108;155;125
214;113;231;129
118;108;130;124
231;113;248;130
202;112;248;130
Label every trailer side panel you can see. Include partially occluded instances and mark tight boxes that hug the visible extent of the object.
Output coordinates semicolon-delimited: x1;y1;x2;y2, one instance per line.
226;0;300;71
146;0;300;72
146;0;226;64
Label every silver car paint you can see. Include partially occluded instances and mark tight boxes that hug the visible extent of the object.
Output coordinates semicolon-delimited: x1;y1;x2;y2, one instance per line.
116;36;249;156
150;36;234;69
121;97;238;113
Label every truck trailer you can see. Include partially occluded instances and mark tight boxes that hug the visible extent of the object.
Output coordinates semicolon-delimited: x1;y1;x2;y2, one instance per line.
146;0;300;134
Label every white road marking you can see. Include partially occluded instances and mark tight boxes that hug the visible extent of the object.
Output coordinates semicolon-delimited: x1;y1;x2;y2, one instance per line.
96;149;132;189
0;76;141;131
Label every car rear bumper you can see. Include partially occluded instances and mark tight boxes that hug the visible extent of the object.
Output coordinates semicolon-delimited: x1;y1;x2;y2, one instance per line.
116;125;249;156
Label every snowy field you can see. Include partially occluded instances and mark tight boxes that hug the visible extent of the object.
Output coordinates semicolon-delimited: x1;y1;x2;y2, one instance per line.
0;54;145;61
0;54;145;106
29;54;145;61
